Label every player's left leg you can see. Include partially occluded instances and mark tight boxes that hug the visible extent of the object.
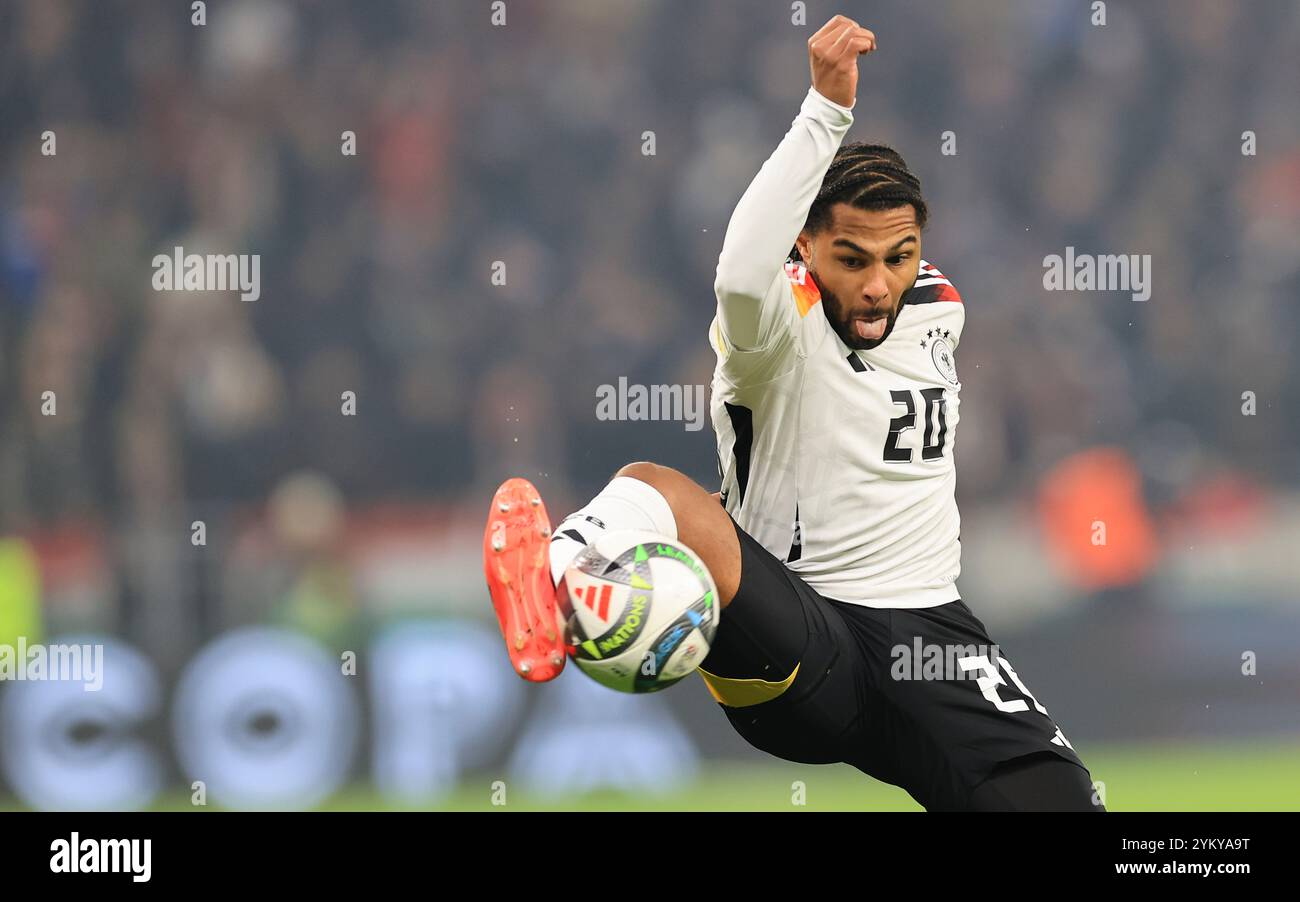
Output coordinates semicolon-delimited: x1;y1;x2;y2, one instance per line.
968;751;1105;812
832;597;1102;810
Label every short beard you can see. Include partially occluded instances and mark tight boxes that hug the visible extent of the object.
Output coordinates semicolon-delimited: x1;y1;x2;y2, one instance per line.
814;272;900;351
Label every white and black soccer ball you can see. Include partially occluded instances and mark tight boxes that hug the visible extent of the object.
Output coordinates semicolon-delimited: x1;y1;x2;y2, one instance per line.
556;530;720;693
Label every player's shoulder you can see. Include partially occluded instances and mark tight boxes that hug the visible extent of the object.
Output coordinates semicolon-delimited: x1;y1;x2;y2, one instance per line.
905;259;963;306
899;259;964;344
783;258;823;319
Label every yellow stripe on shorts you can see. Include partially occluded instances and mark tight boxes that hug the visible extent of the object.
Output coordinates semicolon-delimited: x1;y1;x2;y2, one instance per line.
697;662;800;708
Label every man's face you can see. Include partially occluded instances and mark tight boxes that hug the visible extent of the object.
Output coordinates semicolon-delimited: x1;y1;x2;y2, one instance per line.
795;203;922;350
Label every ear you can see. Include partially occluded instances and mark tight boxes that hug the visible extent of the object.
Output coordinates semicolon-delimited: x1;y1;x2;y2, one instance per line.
794;232;813;265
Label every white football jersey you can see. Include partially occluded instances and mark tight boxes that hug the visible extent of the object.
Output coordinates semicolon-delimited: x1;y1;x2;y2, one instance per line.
709;87;965;609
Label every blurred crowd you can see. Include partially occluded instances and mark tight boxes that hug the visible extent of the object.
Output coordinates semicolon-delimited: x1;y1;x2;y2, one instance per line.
1;1;1297;633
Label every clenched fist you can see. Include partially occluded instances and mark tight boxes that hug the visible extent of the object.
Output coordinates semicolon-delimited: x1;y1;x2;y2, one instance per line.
808;15;877;108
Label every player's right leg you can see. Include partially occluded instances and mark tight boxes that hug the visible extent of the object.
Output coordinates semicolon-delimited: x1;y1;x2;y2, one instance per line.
595;465;861;763
484;463;860;767
582;462;742;607
483;462;741;683
483;477;568;682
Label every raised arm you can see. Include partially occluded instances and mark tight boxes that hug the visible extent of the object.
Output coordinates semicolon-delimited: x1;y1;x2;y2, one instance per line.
713;16;876;351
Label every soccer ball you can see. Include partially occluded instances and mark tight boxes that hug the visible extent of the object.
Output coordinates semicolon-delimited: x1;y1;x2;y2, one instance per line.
556;530;720;693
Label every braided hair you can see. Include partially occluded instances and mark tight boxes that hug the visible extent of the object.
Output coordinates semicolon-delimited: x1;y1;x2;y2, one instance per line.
791;142;928;261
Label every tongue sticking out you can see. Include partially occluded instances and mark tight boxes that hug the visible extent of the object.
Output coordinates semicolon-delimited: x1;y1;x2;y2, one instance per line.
854;317;886;341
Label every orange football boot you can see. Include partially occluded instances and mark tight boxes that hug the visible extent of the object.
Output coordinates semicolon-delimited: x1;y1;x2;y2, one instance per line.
483;477;567;681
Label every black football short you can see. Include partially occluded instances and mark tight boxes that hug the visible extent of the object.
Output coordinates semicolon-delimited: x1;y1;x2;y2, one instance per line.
698;515;1099;811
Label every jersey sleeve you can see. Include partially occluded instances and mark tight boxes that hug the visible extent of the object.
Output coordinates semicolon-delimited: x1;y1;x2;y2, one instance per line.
710;258;833;387
713;87;855;353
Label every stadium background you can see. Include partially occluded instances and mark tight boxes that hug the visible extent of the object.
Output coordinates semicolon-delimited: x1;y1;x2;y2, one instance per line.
1;0;1297;810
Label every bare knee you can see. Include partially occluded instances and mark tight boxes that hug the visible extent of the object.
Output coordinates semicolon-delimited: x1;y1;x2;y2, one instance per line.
612;461;741;606
614;460;664;486
613;461;699;516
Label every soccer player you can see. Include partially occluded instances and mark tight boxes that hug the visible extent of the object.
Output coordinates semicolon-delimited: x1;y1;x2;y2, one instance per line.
484;14;1102;811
